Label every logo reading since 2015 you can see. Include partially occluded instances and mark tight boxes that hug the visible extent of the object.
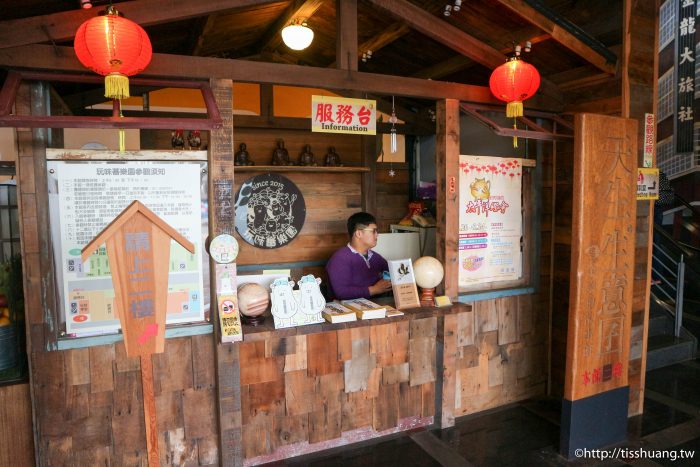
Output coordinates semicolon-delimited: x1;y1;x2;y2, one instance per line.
235;174;306;249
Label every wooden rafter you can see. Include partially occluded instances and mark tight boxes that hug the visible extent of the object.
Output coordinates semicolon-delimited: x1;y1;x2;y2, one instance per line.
366;0;562;104
0;0;278;50
191;15;218;56
258;0;325;54
367;0;505;70
492;0;617;74
328;22;410;68
336;0;357;71
412;33;550;80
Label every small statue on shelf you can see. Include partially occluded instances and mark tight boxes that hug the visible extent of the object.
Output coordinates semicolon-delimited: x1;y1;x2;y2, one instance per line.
298;144;317;166
187;130;201;150
235;142;255;166
271;139;294;166
171;129;185;150
324;146;343;167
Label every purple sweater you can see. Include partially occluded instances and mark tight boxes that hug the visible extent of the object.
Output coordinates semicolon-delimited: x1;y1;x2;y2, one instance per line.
326;245;388;300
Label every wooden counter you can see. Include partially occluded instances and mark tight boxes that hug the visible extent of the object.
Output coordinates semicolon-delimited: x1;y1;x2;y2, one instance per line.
237;303;471;465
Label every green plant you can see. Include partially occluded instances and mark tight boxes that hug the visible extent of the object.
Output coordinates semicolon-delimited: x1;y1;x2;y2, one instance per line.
0;254;24;325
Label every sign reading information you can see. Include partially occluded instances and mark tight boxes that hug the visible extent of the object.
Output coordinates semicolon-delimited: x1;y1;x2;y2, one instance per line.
311;95;376;135
458;155;523;287
48;160;206;337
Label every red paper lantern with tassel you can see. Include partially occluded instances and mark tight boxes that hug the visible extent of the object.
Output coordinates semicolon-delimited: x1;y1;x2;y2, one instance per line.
489;56;540;147
74;6;152;100
489;56;540;118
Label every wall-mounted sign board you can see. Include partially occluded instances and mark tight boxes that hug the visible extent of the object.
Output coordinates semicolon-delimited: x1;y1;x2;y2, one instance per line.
48;158;207;337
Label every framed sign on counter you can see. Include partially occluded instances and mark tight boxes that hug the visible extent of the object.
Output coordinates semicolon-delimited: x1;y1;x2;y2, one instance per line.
47;156;209;337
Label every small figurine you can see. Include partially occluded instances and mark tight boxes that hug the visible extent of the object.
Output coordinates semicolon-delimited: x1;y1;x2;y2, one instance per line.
271;139;294;166
171;130;185;150
298;144;317;166
187;130;201;150
324;146;344;167
235;142;255;166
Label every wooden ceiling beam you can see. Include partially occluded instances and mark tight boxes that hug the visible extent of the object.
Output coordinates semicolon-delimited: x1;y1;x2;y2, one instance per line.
492;0;617;75
258;0;326;54
0;0;278;50
367;0;506;70
0;44;504;104
413;33;550;80
191;15;218;56
328;22;410;68
336;0;357;71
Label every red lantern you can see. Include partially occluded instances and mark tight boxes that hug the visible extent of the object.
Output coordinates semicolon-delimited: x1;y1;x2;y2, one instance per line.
74;6;152;100
489;56;540;118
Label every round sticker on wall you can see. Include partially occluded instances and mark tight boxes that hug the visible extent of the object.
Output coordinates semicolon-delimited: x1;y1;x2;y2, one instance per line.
209;234;239;264
234;173;306;249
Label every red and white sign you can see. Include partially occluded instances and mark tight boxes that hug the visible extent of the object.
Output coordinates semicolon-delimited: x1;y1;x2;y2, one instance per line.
643;113;655;168
311;95;376;135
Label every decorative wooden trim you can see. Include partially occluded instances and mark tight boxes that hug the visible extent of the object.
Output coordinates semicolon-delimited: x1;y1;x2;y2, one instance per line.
234;165;370;173
0;71;222;130
436;99;460;300
46;149;208;161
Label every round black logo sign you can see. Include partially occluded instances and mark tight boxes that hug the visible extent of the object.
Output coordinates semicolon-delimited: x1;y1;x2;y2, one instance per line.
234;173;306;249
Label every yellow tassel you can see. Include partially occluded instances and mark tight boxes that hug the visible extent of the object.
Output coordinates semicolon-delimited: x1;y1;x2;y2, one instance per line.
119;129;125;152
105;73;130;100
506;101;523;118
513;118;518;148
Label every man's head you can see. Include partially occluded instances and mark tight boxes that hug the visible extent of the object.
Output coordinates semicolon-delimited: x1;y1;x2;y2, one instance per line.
347;212;379;252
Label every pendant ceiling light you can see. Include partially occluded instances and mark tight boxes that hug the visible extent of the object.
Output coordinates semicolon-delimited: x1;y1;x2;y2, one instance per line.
282;20;314;50
489;55;540;147
73;5;152;100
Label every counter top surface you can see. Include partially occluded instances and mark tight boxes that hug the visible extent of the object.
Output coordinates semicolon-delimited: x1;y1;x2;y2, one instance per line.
240;301;472;342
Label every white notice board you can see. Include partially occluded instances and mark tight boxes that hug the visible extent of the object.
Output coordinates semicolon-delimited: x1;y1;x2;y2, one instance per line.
48;159;208;337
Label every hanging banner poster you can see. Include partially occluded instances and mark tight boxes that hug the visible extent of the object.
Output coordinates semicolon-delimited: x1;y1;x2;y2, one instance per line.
48;159;207;337
311;95;376;135
458;155;522;287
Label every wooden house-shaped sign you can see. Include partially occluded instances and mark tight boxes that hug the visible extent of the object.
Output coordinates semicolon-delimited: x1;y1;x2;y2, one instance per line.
81;200;195;357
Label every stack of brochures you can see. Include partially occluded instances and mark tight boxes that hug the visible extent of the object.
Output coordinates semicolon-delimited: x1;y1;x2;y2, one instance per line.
341;298;387;320
322;302;358;323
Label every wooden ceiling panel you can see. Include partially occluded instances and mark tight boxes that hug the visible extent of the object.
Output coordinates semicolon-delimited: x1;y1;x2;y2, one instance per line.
199;2;290;56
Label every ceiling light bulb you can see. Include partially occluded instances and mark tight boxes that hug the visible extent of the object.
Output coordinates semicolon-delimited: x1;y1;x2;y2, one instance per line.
80;0;92;8
454;0;461;11
444;5;452;16
281;21;314;50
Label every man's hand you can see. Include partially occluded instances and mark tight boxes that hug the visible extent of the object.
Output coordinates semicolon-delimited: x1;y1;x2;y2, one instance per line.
369;279;392;296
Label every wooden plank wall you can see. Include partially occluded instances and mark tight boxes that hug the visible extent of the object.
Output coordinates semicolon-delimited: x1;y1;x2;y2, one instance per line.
238;318;437;463
0;383;34;466
376;163;409;232
29;337;218;465
441;140;553;423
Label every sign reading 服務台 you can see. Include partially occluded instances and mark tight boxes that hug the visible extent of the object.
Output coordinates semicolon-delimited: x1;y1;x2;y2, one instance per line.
311;95;376;135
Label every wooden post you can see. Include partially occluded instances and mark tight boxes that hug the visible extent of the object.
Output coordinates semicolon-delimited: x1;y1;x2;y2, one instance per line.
561;113;637;458
209;78;243;466
435;99;459;299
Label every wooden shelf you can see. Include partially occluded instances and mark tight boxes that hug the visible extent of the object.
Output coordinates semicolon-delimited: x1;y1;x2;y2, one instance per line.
233;165;370;173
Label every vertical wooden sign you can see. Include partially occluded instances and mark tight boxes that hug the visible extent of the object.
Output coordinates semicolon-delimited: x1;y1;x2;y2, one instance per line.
561;113;637;458
81;200;195;466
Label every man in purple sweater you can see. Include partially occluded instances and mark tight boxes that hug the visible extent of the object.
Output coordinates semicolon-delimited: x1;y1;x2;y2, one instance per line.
326;212;392;300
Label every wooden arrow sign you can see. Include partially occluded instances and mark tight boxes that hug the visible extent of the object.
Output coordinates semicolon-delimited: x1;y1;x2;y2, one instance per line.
81;200;195;466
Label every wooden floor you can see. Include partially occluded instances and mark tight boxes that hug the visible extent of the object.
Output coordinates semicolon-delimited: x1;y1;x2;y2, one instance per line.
261;359;700;466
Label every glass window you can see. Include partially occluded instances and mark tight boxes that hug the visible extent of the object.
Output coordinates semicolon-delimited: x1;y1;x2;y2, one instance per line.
659;0;677;51
658;68;675;121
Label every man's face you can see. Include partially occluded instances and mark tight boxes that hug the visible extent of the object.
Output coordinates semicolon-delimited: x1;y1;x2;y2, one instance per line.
356;223;379;248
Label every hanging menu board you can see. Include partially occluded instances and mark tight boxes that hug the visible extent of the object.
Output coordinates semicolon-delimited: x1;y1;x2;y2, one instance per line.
48;159;207;337
458;155;523;287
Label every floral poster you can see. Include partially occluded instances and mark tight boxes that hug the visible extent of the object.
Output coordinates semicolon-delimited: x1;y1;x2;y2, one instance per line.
458;155;522;287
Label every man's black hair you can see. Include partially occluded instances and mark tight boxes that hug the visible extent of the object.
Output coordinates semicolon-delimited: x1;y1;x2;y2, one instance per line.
347;212;377;237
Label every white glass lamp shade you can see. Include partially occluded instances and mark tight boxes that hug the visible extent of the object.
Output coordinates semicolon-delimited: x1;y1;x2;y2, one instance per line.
413;256;445;289
282;23;314;50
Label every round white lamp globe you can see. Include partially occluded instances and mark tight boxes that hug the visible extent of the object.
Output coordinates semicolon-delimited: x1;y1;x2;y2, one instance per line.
414;256;444;289
413;256;444;306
